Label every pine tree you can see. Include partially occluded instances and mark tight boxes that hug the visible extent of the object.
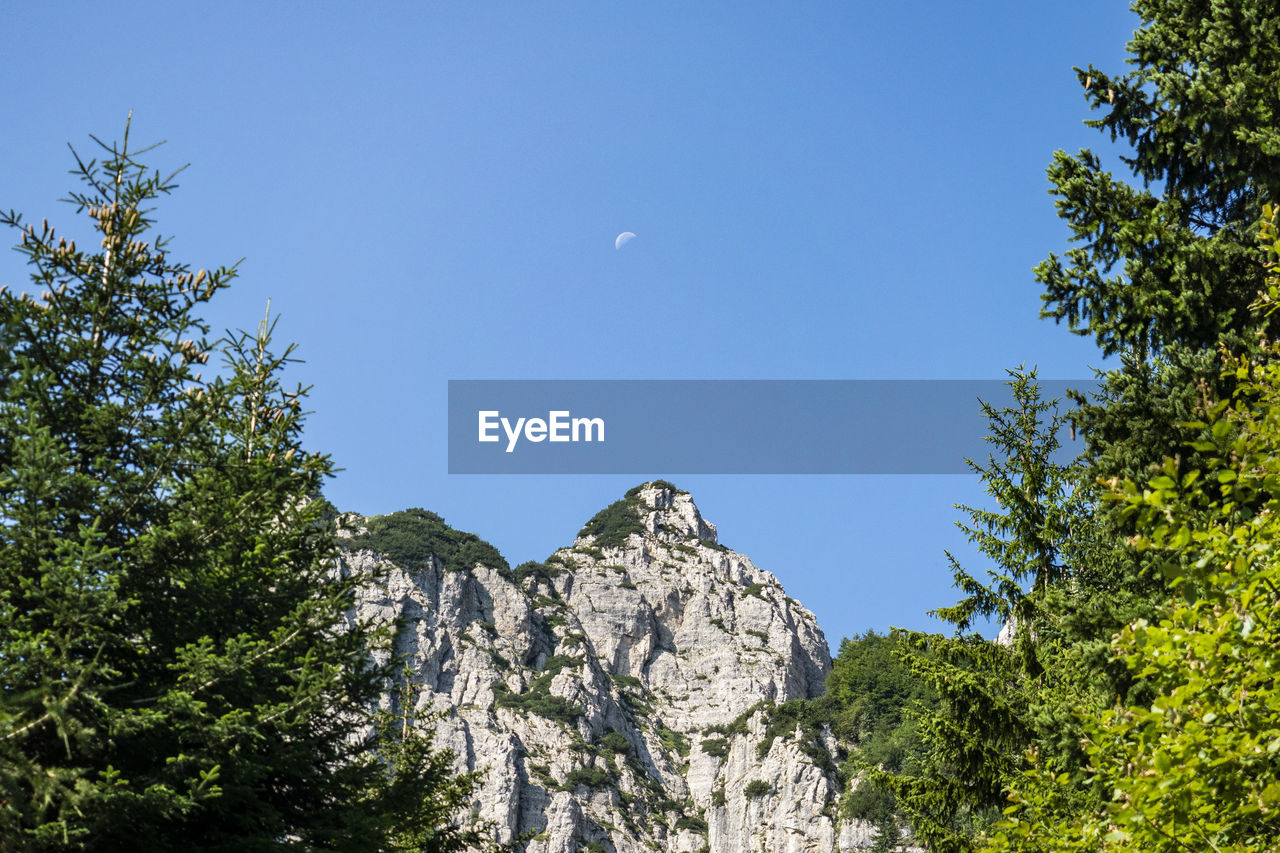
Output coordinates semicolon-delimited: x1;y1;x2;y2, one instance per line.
0;125;481;850
1038;0;1280;358
886;370;1089;852
1041;0;1280;489
889;4;1280;848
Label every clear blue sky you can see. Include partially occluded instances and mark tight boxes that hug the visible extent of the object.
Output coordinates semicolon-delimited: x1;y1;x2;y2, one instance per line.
3;2;1140;646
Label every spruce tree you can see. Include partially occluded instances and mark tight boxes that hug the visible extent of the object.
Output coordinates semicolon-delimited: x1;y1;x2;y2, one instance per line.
886;370;1088;852
886;3;1280;849
1042;0;1280;489
0;125;481;850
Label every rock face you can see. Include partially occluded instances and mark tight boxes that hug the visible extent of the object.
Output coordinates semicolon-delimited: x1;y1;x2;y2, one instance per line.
342;482;880;852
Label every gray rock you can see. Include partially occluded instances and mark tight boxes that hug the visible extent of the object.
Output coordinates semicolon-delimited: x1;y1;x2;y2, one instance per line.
344;483;908;851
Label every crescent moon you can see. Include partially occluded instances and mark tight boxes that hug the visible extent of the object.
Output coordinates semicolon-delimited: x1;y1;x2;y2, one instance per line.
615;231;636;250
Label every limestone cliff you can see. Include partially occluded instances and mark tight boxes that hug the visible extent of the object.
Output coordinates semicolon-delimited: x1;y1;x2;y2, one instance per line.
341;482;888;852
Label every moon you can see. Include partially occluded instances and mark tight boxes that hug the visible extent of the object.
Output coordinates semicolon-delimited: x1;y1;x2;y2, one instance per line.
615;231;636;250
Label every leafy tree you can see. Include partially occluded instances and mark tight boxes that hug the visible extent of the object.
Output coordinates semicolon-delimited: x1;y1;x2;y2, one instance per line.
0;125;481;849
985;235;1280;848
828;630;935;850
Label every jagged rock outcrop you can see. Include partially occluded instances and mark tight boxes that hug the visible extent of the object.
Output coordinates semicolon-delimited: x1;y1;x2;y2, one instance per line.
341;482;892;852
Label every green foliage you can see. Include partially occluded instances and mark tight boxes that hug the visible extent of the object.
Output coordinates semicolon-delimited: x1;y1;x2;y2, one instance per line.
526;762;556;789
492;656;586;724
674;815;708;834
827;631;934;774
704;703;760;739
371;677;489;852
822;630;936;845
711;785;726;807
743;582;766;599
1038;0;1279;631
0;126;480;849
513;560;562;586
356;508;508;575
578;491;647;549
931;369;1076;643
743;780;771;799
599;731;631;755
560;767;611;791
656;725;690;759
886;370;1106;851
753;698;836;772
699;738;729;758
1036;0;1280;359
897;5;1280;848
491;682;584;724
984;344;1280;849
626;479;685;497
577;481;687;549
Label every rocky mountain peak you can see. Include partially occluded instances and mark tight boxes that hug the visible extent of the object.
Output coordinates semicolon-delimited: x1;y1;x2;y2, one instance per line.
575;480;718;550
343;484;880;852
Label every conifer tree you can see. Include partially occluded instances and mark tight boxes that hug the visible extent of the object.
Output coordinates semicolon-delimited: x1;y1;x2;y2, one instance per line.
0;125;481;850
986;210;1280;847
1043;0;1280;489
887;3;1280;849
886;370;1088;852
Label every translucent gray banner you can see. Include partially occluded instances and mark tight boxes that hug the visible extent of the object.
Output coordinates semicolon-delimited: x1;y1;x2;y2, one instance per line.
447;380;1093;474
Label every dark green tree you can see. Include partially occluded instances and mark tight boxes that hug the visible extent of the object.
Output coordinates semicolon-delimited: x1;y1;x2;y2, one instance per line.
1039;0;1279;358
1041;0;1280;492
985;246;1280;847
884;370;1091;852
886;3;1280;849
828;630;935;850
0;126;482;850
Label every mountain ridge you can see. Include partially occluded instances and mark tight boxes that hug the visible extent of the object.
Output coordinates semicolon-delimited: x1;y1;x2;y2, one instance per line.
341;481;888;852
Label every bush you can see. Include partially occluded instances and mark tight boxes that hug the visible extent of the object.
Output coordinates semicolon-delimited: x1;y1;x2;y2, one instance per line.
561;767;612;791
657;725;691;758
578;493;647;548
675;815;709;834
513;560;562;585
744;780;771;799
492;683;583;724
356;508;508;574
631;479;685;496
700;737;729;758
492;658;585;724
600;731;631;754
